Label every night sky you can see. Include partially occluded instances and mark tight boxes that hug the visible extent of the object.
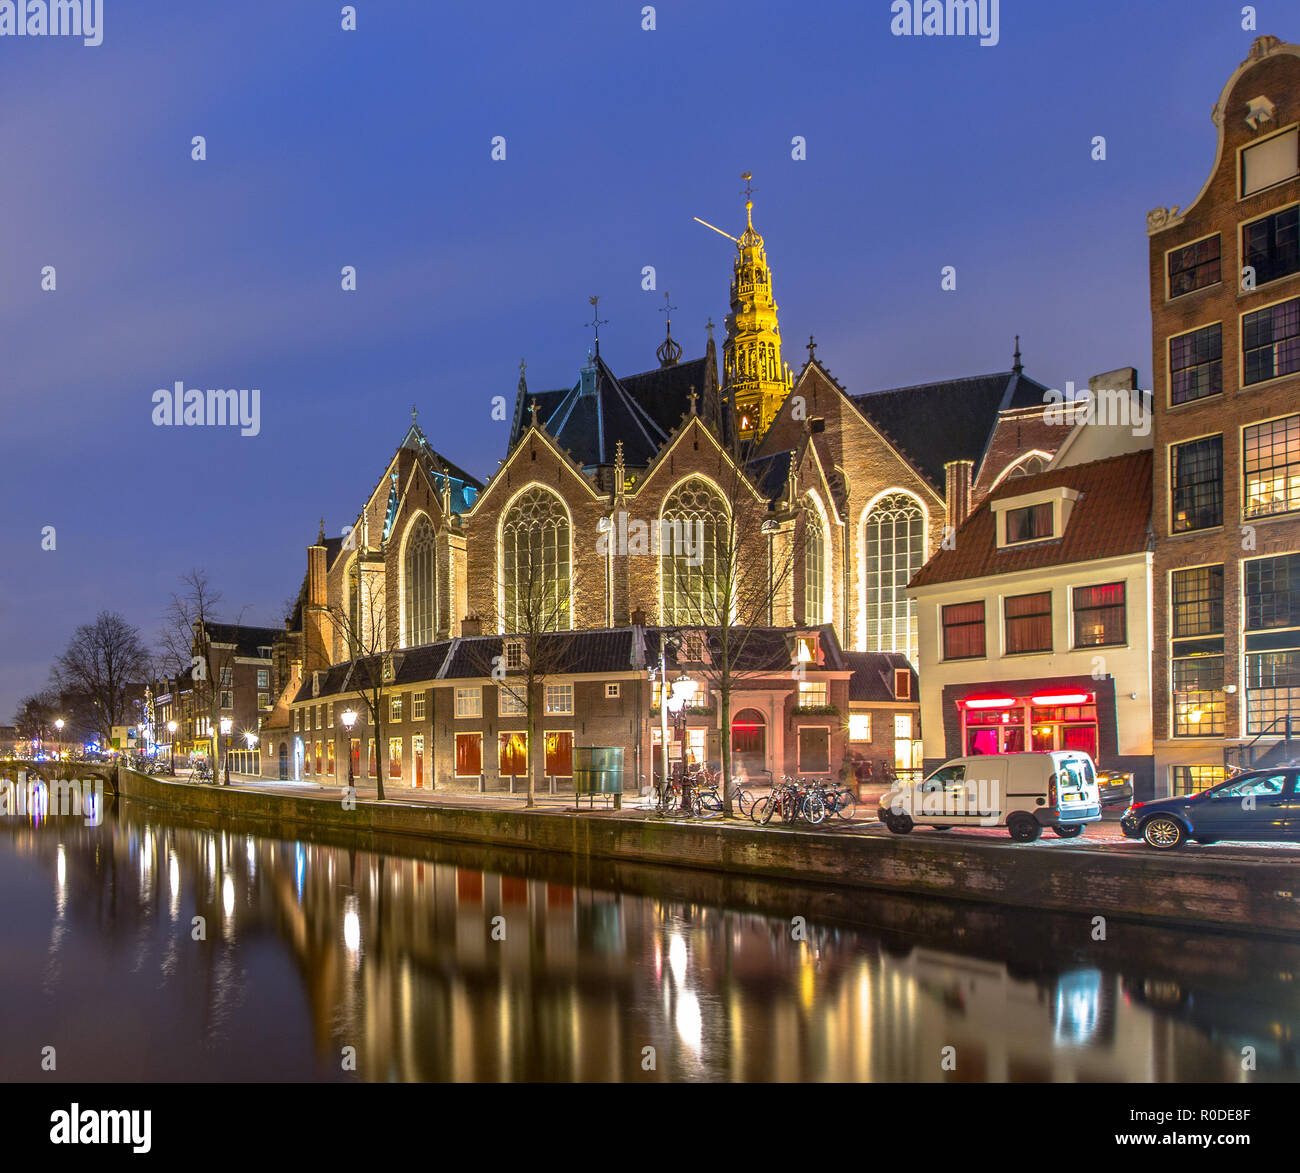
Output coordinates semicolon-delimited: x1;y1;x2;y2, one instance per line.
0;0;1276;717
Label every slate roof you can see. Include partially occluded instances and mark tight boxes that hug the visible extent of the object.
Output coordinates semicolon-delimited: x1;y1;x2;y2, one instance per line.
908;450;1154;588
202;622;281;657
745;449;796;502
842;652;918;703
399;427;484;514
509;350;724;470
288;624;852;699
850;369;1054;492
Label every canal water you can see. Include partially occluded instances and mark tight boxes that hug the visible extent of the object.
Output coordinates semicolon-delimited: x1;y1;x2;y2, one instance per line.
1;797;1297;1082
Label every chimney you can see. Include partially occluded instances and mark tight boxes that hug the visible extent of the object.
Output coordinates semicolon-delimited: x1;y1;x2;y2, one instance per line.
460;614;482;638
1089;367;1138;395
630;606;646;627
944;459;973;532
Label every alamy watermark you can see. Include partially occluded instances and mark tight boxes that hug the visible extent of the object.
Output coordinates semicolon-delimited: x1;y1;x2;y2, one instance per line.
890;0;999;47
1;772;103;826
596;511;707;566
0;0;103;46
152;382;261;437
1043;383;1151;437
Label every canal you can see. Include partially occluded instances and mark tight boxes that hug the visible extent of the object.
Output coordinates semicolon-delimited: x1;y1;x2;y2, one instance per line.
2;797;1298;1082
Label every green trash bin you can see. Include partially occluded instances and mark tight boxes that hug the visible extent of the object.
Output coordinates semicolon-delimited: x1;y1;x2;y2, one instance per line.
573;747;624;807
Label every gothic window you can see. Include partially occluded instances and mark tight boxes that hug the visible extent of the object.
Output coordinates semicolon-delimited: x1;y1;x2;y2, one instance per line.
1009;454;1046;479
661;479;728;624
500;486;571;633
864;493;925;665
803;500;827;626
403;516;437;647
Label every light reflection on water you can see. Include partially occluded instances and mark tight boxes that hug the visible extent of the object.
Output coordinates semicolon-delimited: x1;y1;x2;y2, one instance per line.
0;802;1296;1083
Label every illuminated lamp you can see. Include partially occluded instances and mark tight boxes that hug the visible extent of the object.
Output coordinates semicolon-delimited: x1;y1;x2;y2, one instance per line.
1029;692;1092;706
963;696;1018;710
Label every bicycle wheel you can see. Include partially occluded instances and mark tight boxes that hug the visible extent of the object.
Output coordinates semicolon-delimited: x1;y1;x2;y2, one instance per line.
732;786;751;816
752;795;775;825
835;791;857;821
801;795;826;825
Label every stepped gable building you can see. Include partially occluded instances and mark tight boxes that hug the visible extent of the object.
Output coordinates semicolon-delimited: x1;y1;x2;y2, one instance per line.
1145;35;1300;794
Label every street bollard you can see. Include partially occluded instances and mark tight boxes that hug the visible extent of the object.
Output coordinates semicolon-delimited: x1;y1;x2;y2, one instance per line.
478;772;486;794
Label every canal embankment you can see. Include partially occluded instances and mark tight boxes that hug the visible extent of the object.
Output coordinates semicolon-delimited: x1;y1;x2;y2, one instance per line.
114;768;1300;936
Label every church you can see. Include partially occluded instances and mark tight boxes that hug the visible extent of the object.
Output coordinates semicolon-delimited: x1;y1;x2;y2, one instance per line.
255;184;1065;790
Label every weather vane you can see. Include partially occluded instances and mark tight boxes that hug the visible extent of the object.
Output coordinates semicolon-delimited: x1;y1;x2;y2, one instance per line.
585;295;608;350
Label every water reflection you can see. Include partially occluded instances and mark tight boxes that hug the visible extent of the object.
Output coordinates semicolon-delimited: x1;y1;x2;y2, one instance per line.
0;801;1296;1082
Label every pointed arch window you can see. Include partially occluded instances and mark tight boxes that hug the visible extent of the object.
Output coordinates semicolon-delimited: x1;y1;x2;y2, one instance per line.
404;516;437;647
346;560;361;658
864;493;925;665
500;487;571;633
661;479;728;624
803;500;827;626
1009;454;1047;479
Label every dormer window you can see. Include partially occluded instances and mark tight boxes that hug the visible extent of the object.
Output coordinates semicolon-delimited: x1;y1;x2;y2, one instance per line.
793;634;819;665
994;487;1080;550
504;639;524;670
893;668;912;700
1005;503;1053;544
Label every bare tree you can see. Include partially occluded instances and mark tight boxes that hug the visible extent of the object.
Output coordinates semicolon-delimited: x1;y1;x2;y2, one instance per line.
324;553;392;800
159;570;247;767
465;528;596;808
13;688;60;755
53;611;152;747
662;427;808;815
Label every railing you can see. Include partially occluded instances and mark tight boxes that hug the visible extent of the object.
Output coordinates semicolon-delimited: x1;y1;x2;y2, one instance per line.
1224;713;1297;772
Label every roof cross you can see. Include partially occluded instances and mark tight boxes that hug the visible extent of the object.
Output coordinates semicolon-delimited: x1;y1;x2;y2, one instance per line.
807;334;817;360
529;398;539;427
688;385;698;416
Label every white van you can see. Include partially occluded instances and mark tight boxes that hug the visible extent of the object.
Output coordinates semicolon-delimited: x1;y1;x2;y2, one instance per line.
878;751;1102;842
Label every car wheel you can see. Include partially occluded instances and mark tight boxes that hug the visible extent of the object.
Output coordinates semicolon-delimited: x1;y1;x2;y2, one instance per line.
1052;824;1084;839
884;811;913;835
1142;816;1186;850
1007;814;1042;842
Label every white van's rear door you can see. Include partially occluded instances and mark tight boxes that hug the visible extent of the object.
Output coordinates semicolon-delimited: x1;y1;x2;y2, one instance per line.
1057;755;1099;811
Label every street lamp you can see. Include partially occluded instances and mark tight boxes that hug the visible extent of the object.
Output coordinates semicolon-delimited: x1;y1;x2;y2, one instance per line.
54;718;64;763
219;717;233;786
665;671;698;812
341;709;357;786
167;720;178;775
244;731;258;777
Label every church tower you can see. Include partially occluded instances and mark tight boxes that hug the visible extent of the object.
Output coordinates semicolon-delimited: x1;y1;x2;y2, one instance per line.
723;175;791;440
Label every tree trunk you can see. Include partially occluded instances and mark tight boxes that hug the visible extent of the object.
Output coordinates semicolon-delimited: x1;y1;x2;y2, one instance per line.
525;681;536;808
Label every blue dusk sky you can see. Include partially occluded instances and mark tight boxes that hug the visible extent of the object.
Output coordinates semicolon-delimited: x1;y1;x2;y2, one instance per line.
0;0;1284;716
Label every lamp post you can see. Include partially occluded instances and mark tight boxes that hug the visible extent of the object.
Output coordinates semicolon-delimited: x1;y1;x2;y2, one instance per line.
665;671;698;812
54;718;64;763
167;721;178;775
341;709;357;787
244;731;258;777
219;717;232;785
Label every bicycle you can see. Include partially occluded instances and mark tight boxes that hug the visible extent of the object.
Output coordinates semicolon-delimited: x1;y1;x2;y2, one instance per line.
752;777;826;826
191;760;214;783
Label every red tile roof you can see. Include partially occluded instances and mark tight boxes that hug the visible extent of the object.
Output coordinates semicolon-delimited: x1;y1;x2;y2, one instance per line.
909;450;1152;588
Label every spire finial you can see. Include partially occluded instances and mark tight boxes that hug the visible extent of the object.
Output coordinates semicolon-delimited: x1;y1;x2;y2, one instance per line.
585;295;608;355
529;398;539;427
741;171;756;228
807;334;817;361
318;517;325;544
705;316;715;341
1012;335;1023;374
688;385;698;416
656;291;682;368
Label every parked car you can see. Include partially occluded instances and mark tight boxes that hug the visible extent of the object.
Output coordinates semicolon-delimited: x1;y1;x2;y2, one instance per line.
1120;769;1300;849
1096;768;1134;808
878;751;1102;842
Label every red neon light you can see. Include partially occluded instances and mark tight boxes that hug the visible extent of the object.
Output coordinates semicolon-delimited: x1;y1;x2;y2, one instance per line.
963;696;1018;710
1029;692;1092;706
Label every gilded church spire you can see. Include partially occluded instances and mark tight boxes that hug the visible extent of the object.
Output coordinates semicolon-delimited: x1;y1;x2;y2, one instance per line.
722;172;789;440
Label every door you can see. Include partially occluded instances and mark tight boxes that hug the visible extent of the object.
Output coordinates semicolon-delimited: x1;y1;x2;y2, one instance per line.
1195;772;1291;839
278;743;288;781
413;734;424;789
